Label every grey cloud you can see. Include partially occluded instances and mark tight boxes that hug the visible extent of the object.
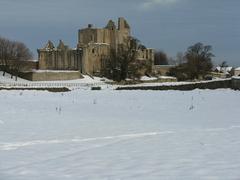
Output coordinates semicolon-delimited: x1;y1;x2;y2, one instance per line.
0;0;239;66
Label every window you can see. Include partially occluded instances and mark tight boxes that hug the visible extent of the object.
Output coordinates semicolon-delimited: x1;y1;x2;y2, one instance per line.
91;35;94;41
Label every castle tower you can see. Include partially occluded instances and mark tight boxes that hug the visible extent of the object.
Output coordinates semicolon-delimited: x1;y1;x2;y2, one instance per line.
118;17;131;45
105;20;118;49
106;20;116;30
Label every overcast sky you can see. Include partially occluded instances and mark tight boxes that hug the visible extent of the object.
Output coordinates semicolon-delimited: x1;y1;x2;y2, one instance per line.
0;0;239;66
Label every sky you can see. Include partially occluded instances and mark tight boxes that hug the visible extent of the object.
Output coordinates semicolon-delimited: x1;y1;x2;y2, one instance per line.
0;0;239;66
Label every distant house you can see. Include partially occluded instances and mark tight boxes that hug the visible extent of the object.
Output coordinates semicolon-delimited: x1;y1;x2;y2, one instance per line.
234;67;240;76
214;66;234;77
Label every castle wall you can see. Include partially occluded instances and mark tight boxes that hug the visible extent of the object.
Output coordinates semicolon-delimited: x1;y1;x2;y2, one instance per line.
82;43;110;75
118;17;131;45
152;65;176;76
78;18;130;50
20;71;82;81
38;48;81;71
137;49;154;61
79;28;116;49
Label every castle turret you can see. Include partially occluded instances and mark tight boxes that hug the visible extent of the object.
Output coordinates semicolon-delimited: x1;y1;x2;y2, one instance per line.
106;20;116;30
57;40;68;50
118;17;130;31
117;17;131;45
44;40;55;50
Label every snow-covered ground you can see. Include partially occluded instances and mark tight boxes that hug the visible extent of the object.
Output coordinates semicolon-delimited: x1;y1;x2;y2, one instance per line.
0;89;240;179
121;78;231;88
140;76;177;82
0;72;28;83
0;72;112;90
0;71;109;84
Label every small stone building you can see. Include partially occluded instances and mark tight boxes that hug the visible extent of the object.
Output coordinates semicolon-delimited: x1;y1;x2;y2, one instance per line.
152;65;176;76
38;17;154;76
234;67;240;76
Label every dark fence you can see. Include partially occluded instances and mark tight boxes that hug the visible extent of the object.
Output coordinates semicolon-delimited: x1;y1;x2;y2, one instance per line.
116;79;234;91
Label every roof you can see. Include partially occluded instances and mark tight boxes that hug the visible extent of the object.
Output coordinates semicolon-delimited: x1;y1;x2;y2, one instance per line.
44;40;55;50
215;66;233;73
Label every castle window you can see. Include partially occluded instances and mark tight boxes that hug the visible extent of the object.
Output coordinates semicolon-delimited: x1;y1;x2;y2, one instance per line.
92;49;95;54
91;35;94;41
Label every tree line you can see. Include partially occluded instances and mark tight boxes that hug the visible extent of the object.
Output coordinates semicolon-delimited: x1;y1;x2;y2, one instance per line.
0;36;33;80
0;35;216;82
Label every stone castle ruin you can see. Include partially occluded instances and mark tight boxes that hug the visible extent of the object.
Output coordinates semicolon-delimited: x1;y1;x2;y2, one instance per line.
36;17;154;79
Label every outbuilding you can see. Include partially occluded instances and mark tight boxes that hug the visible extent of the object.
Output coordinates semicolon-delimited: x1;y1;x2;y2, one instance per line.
234;67;240;76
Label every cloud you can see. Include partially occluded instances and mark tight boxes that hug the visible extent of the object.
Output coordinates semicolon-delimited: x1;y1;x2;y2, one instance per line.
140;0;178;10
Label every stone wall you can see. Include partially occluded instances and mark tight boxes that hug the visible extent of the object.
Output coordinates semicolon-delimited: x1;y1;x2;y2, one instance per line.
234;70;240;76
232;77;240;90
19;71;82;81
137;49;154;61
152;65;175;76
38;41;82;71
78;17;130;50
82;43;110;75
0;87;70;92
116;79;233;91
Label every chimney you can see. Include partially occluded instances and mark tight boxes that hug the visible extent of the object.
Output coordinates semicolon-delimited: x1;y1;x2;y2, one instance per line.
88;24;93;28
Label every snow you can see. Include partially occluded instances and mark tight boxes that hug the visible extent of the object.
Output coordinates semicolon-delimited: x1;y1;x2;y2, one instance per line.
158;75;177;79
0;72;112;90
1;89;240;179
32;70;80;73
118;78;231;88
140;76;176;81
140;76;158;81
0;72;29;83
0;71;107;84
215;66;233;74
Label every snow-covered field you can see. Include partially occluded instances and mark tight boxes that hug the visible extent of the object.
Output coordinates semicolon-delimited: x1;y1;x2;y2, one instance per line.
0;89;240;179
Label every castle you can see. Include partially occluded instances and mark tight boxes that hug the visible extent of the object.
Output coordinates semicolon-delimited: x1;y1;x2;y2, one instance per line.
37;17;154;76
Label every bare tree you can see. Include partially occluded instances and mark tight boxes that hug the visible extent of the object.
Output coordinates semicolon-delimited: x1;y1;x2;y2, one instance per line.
168;42;214;81
12;42;33;80
105;36;145;81
219;61;228;68
0;36;33;80
0;37;12;76
176;52;186;65
185;42;214;79
154;50;168;65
